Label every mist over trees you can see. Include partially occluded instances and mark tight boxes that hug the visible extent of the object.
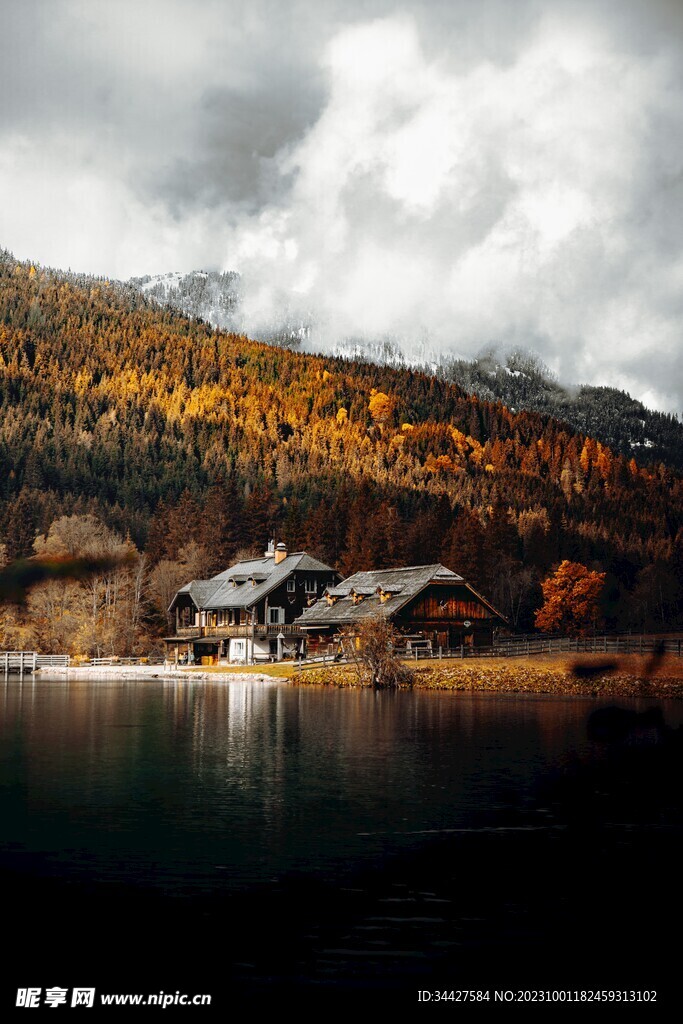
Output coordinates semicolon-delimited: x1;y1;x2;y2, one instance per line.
126;268;683;472
439;349;683;470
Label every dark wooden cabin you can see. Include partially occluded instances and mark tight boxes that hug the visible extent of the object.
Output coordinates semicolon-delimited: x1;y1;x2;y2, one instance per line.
295;564;508;655
165;542;340;664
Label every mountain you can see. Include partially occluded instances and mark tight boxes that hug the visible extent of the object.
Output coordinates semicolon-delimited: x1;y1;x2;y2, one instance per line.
437;350;683;471
1;249;681;634
127;270;682;471
130;269;241;331
129;268;310;348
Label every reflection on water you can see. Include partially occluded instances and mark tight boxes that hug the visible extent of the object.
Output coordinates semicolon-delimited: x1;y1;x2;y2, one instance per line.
2;677;678;890
1;678;680;1002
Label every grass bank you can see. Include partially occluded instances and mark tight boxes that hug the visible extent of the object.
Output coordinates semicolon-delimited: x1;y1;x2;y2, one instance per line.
295;654;683;698
179;663;296;679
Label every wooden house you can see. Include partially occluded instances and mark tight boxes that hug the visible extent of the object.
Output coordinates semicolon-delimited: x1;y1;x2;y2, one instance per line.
165;542;341;665
294;564;508;655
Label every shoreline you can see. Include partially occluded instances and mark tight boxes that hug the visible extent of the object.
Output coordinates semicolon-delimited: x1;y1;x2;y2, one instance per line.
295;654;683;699
21;653;683;698
33;664;279;683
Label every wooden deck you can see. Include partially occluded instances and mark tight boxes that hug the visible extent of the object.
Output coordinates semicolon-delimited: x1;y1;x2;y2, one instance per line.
2;652;71;673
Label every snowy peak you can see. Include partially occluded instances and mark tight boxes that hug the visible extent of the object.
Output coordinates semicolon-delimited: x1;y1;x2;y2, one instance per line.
130;269;241;330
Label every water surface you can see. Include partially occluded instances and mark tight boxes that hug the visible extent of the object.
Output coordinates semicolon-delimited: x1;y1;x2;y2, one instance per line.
1;677;680;1006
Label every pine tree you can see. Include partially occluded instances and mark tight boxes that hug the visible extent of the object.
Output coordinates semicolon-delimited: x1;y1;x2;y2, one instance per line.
199;476;244;572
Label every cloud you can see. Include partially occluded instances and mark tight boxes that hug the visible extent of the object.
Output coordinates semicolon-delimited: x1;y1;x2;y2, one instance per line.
0;1;682;412
230;11;683;412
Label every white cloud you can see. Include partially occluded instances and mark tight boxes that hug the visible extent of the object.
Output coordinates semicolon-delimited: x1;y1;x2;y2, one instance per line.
228;13;682;412
0;133;219;278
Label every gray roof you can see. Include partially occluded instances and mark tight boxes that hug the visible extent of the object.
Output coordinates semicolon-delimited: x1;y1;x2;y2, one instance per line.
295;564;477;627
174;579;224;608
169;552;338;612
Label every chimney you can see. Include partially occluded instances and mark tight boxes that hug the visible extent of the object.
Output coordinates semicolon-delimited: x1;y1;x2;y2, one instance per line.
274;542;287;565
264;539;275;558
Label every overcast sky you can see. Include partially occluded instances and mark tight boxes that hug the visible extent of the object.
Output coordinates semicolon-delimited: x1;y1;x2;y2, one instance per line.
1;0;682;413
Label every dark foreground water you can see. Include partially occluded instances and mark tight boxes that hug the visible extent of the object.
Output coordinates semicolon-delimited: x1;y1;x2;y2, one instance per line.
1;677;682;1011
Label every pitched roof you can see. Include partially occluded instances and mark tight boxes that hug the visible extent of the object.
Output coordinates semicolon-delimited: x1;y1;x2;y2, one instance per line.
294;564;487;628
174;579;224;607
169;552;338;612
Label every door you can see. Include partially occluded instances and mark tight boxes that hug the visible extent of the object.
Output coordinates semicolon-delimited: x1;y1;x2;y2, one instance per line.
230;639;247;663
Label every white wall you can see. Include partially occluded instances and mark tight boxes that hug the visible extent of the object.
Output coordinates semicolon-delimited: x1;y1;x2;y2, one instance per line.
228;637;270;663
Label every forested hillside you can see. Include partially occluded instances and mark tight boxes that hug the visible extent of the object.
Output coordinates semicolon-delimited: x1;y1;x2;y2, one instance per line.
0;250;681;653
131;269;241;332
440;351;683;470
126;269;683;470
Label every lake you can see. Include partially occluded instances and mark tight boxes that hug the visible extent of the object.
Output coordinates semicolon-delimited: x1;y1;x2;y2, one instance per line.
1;677;681;1010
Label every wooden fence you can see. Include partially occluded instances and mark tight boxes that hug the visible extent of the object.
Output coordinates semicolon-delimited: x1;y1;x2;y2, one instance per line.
36;654;70;667
1;651;37;672
1;652;70;672
295;634;682;669
396;634;683;661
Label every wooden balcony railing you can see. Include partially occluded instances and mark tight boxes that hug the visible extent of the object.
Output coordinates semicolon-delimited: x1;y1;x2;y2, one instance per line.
173;623;305;639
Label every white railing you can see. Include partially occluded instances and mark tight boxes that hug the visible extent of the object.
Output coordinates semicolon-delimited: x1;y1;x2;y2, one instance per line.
2;651;37;672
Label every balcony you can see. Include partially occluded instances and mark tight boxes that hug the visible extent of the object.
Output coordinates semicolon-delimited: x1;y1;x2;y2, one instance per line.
222;623;305;637
173;623;305;639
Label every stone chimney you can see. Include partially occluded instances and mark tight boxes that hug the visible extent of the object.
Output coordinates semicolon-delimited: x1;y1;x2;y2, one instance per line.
274;542;287;565
264;539;275;558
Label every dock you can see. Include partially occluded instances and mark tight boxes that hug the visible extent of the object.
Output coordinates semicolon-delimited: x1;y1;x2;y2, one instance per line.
1;651;70;673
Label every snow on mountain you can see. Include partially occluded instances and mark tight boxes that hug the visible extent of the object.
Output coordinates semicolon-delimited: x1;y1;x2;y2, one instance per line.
126;269;683;469
129;269;241;330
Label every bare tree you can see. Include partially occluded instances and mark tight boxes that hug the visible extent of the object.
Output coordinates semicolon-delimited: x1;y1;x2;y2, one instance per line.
339;614;413;689
149;540;211;634
22;515;142;656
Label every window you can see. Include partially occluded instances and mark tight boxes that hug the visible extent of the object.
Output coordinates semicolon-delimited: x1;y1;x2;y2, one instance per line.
268;607;285;625
287;579;296;593
304;579;317;594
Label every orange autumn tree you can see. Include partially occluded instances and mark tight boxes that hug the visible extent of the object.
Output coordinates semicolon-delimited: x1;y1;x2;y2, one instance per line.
368;388;395;424
535;560;606;636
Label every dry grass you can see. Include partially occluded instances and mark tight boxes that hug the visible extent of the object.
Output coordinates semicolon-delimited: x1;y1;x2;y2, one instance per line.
179;663;296;679
294;653;683;697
